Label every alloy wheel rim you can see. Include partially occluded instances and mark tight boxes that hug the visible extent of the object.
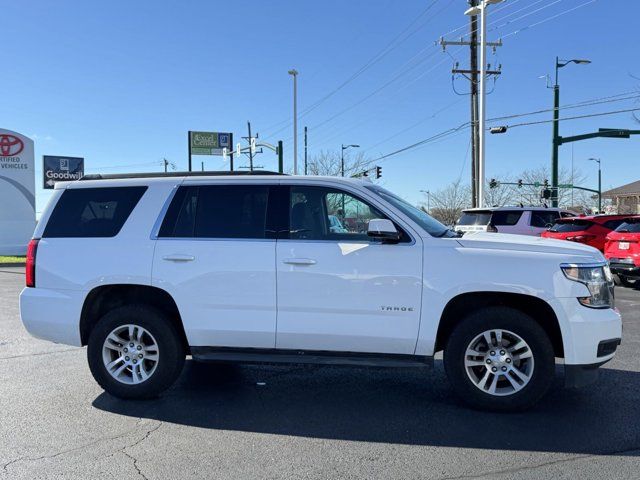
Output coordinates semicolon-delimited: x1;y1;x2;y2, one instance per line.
102;324;159;385
464;329;534;397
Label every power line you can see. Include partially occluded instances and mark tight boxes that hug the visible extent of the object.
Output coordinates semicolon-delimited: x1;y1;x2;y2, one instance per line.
503;107;640;129
502;0;597;39
489;93;640;122
365;105;640;165
260;0;446;137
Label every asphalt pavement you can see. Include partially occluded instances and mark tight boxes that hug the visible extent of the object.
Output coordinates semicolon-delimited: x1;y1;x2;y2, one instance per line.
1;266;639;479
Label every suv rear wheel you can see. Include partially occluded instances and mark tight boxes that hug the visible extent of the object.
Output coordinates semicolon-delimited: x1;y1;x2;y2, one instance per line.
87;305;185;399
444;306;555;412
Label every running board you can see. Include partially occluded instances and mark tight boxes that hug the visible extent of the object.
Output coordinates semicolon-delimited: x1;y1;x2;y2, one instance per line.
191;347;433;368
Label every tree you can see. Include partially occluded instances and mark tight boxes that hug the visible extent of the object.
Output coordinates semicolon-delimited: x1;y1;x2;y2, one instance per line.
518;166;592;210
485;175;516;207
425;180;471;226
306;149;371;178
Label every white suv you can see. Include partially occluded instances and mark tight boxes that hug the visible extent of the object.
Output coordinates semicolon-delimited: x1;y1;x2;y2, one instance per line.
20;173;622;411
456;207;576;236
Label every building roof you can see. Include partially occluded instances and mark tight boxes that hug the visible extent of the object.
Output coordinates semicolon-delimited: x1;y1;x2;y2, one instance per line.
602;180;640;198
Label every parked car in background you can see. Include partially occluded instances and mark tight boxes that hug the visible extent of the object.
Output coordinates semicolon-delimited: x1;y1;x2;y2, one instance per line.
605;216;640;287
455;207;575;236
542;215;629;252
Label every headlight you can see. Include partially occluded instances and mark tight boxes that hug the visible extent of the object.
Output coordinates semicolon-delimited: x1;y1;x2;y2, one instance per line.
561;263;614;309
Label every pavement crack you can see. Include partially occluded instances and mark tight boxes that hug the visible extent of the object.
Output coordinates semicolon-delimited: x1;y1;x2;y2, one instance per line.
119;421;163;480
0;421;160;475
438;446;640;480
0;347;79;361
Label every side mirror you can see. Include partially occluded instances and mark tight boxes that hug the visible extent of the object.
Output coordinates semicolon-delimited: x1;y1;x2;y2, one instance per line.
367;219;400;243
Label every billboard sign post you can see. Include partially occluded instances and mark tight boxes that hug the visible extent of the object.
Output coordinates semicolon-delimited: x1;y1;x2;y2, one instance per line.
43;156;84;189
0;128;35;255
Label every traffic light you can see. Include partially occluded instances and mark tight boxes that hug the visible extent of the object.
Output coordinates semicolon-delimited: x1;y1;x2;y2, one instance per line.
489;178;498;189
517;179;523;188
542;189;551;199
362;170;368;177
543;179;549;188
375;166;382;179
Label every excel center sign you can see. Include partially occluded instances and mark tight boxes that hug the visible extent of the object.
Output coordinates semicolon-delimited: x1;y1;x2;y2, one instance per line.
0;128;35;255
189;131;232;156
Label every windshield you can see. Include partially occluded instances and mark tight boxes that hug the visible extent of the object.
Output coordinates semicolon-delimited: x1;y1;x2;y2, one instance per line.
616;219;640;233
457;211;492;226
548;219;593;233
365;185;455;237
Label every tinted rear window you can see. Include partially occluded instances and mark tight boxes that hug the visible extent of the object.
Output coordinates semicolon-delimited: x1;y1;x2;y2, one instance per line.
615;219;640;233
530;211;560;228
159;185;269;239
457;211;492;226
548;220;593;233
43;187;147;238
602;219;626;231
491;210;523;226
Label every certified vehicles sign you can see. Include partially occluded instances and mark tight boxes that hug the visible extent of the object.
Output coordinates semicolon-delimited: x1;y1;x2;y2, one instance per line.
0;128;35;255
43;156;84;189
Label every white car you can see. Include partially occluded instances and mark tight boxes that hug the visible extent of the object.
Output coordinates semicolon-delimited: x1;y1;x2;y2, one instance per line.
20;173;621;411
456;207;576;236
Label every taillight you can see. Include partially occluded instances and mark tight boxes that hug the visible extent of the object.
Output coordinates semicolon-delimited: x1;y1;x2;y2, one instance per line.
566;234;596;244
25;239;39;288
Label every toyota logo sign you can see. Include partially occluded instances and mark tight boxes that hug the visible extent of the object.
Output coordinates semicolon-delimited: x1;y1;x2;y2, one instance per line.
0;134;24;156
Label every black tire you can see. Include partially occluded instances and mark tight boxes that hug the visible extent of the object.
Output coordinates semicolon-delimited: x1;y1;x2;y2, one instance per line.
619;276;638;288
443;306;555;412
87;304;185;399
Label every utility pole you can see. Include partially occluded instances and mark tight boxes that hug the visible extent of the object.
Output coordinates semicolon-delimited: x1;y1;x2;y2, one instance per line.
440;1;502;208
247;121;254;171
304;126;308;175
288;69;299;175
469;0;479;208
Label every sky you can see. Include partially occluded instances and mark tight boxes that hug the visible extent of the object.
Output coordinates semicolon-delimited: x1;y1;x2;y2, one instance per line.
3;0;639;213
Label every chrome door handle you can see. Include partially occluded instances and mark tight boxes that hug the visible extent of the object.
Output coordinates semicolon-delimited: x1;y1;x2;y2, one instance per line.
283;258;317;266
162;254;195;262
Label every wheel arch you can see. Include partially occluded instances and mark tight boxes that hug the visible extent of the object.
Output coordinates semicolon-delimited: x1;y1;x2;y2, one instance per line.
435;292;564;357
80;284;189;353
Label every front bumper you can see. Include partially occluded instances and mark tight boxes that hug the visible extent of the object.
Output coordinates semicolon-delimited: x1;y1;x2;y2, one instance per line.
549;297;622;366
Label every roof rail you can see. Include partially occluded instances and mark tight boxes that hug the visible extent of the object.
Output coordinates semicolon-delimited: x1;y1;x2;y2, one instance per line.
79;170;286;181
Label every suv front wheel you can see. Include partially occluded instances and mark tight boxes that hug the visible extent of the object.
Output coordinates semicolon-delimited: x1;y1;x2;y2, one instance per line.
444;306;555;412
87;305;185;399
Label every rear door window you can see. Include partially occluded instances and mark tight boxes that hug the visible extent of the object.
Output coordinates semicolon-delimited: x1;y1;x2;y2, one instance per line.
159;184;269;239
490;210;523;226
457;211;492;226
43;186;147;238
530;211;560;228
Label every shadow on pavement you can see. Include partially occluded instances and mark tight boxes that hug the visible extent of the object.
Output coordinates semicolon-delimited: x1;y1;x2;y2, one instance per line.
93;359;640;454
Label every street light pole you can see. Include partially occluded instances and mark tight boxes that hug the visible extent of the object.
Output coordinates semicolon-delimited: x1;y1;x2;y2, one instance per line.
288;69;299;175
551;57;591;207
420;190;431;213
341;144;360;177
589;157;602;212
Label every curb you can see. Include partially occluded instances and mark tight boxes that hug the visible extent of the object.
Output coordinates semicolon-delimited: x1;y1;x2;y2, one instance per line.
0;263;25;268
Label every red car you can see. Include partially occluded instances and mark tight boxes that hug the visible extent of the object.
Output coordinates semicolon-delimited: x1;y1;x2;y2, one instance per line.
541;214;630;252
605;216;640;287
